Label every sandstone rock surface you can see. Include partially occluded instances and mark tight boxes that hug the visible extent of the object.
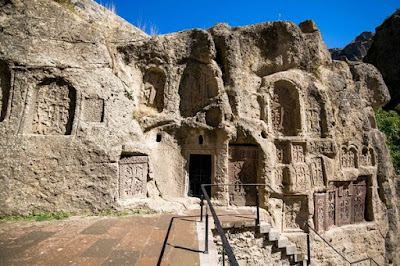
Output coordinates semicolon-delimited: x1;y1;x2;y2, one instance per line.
330;31;374;61
0;0;399;264
364;9;400;110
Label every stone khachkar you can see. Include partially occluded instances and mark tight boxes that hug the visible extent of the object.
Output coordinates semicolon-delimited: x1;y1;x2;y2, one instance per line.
0;0;398;265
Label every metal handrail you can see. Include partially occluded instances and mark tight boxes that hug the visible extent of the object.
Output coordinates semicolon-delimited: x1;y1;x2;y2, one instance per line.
200;183;380;266
200;184;239;266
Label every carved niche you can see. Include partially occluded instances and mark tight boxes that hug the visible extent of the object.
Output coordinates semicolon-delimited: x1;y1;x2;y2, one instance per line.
341;145;358;169
309;157;325;187
0;60;11;122
361;147;375;167
119;155;148;199
283;196;308;231
143;68;166;112
307;90;327;137
314;180;368;232
83;98;104;122
228;145;258;206
32;79;76;135
179;62;218;117
275;141;288;164
270;80;301;136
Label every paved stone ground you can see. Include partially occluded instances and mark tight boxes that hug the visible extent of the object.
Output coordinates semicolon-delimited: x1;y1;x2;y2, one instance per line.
0;213;201;266
0;208;256;266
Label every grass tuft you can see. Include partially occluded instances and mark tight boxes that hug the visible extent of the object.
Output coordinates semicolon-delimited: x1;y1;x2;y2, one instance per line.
0;211;70;222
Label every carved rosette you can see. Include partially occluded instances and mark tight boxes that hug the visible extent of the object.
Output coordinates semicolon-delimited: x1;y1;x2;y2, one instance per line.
119;156;149;200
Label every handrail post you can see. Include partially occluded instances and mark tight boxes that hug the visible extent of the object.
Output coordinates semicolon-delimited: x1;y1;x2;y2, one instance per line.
307;232;310;266
256;186;260;228
200;194;204;222
222;244;225;266
205;205;209;254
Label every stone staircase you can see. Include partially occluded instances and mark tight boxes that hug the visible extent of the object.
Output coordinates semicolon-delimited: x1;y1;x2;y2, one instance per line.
210;212;308;265
259;221;308;265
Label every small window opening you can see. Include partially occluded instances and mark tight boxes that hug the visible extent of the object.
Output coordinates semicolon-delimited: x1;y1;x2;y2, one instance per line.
261;131;267;139
199;135;204;145
156;134;162;142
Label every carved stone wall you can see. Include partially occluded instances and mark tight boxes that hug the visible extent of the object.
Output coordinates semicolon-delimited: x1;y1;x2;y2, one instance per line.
228;145;258;205
32;79;76;135
283;196;308;232
143;67;166;112
271;80;301;136
83;98;104;122
314;179;368;232
119;155;148;200
179;62;218;117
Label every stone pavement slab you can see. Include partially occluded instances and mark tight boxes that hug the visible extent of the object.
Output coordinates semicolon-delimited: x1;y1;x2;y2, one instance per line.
0;213;201;266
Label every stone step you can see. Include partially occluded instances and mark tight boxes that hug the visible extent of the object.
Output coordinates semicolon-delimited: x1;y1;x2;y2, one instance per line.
259;221;271;234
277;235;289;248
286;243;297;255
268;228;280;241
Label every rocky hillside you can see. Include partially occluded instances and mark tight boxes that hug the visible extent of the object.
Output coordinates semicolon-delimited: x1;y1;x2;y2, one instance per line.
364;9;400;110
330;31;374;61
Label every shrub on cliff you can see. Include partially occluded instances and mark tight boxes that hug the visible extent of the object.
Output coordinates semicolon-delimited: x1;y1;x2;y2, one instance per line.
375;108;400;174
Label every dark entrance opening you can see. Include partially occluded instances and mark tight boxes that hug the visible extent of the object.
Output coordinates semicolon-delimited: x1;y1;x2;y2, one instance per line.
188;154;212;198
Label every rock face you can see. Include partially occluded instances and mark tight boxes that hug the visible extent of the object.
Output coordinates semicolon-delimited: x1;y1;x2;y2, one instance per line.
0;1;399;264
330;31;374;61
364;9;400;110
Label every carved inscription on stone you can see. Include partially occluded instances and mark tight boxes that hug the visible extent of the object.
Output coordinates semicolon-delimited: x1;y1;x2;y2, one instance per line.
291;163;311;193
353;181;366;223
314;180;368;232
291;143;305;163
275;141;288;164
309;157;325;187
179;63;218;117
308;140;337;157
119;156;148;199
361;147;375;167
143;68;166;112
83;98;104;122
341;146;358;169
326;190;336;230
228;146;258;206
307;96;322;136
283;196;308;231
32;80;75;135
314;194;326;233
271;82;300;136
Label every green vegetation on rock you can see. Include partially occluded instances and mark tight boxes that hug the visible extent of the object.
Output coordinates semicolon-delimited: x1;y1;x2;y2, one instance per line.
0;211;70;222
375;108;400;174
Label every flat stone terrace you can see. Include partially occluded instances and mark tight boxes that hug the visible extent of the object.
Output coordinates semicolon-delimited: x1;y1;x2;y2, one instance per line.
0;208;256;266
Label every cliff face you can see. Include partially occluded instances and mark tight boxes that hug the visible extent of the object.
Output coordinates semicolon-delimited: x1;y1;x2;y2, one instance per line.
364;9;400;110
330;31;374;61
0;1;399;264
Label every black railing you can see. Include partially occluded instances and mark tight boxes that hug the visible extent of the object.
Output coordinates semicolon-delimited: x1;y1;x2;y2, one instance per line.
200;183;380;266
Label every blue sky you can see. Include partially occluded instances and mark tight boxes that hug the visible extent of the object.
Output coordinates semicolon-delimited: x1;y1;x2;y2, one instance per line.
96;0;399;48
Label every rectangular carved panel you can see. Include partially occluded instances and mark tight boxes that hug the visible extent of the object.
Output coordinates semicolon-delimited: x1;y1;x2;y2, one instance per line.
119;156;148;200
352;181;366;223
32;80;75;135
336;183;352;226
314;194;326;233
309;157;325;187
83;98;104;122
228;146;258;206
291;143;305;163
283;196;308;232
326;190;336;230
